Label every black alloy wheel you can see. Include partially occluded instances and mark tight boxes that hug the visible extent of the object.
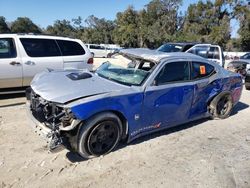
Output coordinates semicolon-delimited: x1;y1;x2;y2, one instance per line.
87;120;120;156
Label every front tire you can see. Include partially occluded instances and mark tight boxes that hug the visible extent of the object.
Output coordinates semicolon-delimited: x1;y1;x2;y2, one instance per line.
77;112;122;159
245;85;250;90
209;92;233;119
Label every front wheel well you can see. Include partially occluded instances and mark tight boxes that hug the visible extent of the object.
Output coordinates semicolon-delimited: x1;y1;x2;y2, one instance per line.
79;110;128;140
64;110;128;151
109;110;128;141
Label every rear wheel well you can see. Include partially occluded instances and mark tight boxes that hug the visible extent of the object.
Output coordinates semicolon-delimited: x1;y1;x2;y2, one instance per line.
207;91;233;119
207;91;231;107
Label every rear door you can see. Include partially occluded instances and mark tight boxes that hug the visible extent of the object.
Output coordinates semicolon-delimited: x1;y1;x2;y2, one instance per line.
0;37;22;88
19;38;63;86
189;61;217;119
57;39;91;70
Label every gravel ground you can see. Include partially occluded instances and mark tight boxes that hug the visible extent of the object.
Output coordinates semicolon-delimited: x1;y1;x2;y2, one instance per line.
0;63;250;188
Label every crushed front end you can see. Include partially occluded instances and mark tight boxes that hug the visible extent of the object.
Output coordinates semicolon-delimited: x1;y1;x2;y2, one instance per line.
26;88;80;152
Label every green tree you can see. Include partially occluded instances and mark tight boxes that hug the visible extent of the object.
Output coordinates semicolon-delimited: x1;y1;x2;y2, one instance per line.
82;15;115;44
182;0;231;48
234;2;250;51
113;6;139;47
0;16;10;33
46;19;76;37
142;0;182;48
11;17;41;33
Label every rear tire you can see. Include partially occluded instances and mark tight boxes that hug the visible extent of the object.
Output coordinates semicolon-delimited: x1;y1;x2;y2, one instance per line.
209;92;233;119
77;112;122;159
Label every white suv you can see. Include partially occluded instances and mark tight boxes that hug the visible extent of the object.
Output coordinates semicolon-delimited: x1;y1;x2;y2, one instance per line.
0;34;93;90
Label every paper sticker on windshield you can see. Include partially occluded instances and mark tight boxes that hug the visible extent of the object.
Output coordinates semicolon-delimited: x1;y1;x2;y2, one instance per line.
200;65;206;75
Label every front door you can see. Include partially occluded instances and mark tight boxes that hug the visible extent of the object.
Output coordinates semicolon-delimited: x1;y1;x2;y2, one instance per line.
143;61;194;129
0;37;22;89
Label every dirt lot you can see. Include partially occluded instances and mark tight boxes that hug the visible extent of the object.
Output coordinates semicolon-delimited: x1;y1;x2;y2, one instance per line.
0;82;250;187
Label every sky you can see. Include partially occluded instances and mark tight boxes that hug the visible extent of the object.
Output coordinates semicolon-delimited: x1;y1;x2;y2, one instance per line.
0;0;239;37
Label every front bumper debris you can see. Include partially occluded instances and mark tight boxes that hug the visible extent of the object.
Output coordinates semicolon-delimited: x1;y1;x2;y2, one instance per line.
26;101;64;152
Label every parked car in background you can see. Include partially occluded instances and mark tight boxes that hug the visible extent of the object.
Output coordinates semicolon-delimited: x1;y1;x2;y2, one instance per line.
239;52;250;90
240;52;250;63
226;60;248;77
245;69;250;90
228;57;250;90
157;43;225;67
26;48;243;159
0;34;93;93
86;44;112;58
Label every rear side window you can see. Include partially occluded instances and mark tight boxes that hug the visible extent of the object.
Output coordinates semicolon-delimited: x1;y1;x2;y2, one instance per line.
0;38;17;58
57;40;85;56
20;38;61;57
208;47;219;60
191;61;215;79
156;61;190;85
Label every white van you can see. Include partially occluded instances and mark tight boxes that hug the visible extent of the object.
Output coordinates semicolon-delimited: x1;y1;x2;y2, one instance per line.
0;34;93;91
86;44;112;58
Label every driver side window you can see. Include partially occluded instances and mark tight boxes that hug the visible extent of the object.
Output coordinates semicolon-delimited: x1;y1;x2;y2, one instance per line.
155;61;190;85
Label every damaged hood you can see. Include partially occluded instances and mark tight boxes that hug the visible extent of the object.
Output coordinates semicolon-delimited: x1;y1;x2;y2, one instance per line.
31;70;128;104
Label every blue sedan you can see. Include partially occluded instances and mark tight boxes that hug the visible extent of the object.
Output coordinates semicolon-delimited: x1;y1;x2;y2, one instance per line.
26;49;243;158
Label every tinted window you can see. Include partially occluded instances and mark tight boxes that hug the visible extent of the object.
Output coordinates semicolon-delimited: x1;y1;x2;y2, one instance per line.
208;47;219;59
20;38;61;57
191;61;215;79
188;46;209;58
89;45;105;50
156;61;190;85
57;40;85;56
0;38;17;58
157;44;183;52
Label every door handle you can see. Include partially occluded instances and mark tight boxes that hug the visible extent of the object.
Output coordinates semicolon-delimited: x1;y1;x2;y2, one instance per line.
9;61;21;66
25;61;35;65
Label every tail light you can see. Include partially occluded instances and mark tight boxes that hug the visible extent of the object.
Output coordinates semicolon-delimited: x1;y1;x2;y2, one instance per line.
87;58;93;64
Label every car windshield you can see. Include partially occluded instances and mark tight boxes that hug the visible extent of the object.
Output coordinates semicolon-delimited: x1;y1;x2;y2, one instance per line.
95;61;151;86
157;44;183;52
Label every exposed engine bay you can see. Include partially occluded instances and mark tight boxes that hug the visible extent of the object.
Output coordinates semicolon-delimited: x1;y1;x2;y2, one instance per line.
26;88;80;152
